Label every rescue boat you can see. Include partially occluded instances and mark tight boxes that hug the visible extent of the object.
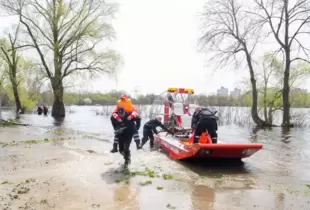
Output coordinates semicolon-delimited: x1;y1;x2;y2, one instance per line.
149;87;263;160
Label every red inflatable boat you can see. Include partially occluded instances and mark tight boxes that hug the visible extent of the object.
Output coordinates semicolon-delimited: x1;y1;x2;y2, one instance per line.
154;132;262;160
150;87;263;160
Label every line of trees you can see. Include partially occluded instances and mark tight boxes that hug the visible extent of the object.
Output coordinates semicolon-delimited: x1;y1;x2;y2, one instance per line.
0;0;122;117
199;0;310;127
2;88;310;111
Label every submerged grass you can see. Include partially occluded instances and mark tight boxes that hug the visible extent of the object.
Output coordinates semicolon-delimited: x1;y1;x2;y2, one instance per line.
156;186;164;190
121;167;163;179
115;167;176;188
162;173;174;180
139;180;152;186
268;183;310;196
1;180;13;184
0;135;91;147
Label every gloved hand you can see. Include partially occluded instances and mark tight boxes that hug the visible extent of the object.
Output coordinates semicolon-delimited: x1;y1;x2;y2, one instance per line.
127;116;132;120
117;119;122;122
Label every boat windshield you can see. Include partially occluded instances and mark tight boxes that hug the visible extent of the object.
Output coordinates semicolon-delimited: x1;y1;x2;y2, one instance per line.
167;92;198;105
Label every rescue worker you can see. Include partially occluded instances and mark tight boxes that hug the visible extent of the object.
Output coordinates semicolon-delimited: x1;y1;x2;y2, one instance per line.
37;106;43;115
140;116;174;149
191;107;201;129
43;105;48;115
113;107;136;168
114;94;134;113
111;94;141;151
110;110;141;153
191;106;218;144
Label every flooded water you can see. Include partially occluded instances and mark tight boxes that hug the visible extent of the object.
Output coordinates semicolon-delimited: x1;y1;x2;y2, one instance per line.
1;106;310;209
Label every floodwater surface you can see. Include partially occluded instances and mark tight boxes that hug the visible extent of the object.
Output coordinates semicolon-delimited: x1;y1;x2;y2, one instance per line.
0;106;310;210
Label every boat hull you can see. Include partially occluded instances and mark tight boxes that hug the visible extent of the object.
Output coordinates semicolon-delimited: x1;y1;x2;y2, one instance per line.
154;134;263;160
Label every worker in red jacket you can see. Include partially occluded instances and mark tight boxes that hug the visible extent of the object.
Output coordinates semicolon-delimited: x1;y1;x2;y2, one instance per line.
110;94;141;152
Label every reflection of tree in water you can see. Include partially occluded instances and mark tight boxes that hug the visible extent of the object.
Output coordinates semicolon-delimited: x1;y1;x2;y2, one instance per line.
250;126;273;143
113;185;139;209
281;127;291;143
275;192;284;210
190;185;215;210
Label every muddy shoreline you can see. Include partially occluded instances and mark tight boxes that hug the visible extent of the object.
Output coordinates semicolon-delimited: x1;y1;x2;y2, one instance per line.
1;125;310;209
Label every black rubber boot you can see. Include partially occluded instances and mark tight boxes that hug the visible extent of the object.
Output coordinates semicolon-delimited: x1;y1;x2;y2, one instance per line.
123;152;131;168
135;140;141;150
150;140;154;148
140;139;147;149
110;143;118;153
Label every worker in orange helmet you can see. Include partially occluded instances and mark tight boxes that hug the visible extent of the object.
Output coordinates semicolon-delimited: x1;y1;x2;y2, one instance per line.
114;94;135;113
110;94;141;152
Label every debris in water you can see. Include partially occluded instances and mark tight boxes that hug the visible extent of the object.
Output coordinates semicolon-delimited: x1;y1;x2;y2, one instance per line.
139;180;152;186
157;186;164;190
166;204;176;209
40;199;48;204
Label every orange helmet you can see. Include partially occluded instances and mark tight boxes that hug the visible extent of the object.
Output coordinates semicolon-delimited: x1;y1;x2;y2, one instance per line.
120;94;128;99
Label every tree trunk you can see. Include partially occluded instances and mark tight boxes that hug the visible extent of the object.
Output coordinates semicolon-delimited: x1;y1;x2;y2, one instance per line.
282;2;290;127
250;77;267;127
268;107;273;124
263;85;268;122
12;83;22;114
10;73;22;114
282;57;290;127
51;78;65;117
245;48;271;127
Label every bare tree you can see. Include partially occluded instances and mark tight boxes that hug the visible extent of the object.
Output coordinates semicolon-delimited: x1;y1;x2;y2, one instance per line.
23;63;47;102
0;25;24;114
1;0;122;117
252;0;310;127
198;0;271;127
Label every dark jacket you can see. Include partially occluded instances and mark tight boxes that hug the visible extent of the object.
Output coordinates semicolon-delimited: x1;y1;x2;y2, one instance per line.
144;119;169;134
110;114;141;131
191;108;216;129
37;107;43;112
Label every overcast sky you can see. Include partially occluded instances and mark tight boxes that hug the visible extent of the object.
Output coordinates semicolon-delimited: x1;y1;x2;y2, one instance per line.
92;0;249;95
1;0;309;95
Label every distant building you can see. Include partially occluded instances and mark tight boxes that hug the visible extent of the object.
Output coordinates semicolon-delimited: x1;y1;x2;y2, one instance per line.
217;86;229;96
230;88;241;97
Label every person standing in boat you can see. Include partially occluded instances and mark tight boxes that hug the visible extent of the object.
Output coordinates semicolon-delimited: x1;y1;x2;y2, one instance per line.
112;107;136;168
191;106;218;144
110;94;141;152
140;116;174;149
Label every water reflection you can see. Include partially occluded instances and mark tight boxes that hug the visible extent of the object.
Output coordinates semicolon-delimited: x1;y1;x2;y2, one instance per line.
53;116;65;126
276;192;285;210
113;185;139;210
180;159;249;177
191;185;215;210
